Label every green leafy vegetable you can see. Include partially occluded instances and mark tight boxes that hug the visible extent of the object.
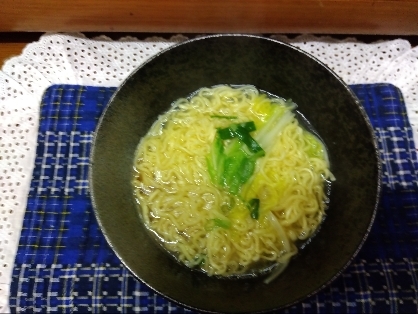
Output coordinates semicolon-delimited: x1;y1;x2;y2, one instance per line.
205;218;231;231
303;132;324;158
210;115;238;120
206;96;298;223
222;150;248;194
218;121;256;137
254;109;295;150
247;198;260;219
207;121;265;195
206;134;225;186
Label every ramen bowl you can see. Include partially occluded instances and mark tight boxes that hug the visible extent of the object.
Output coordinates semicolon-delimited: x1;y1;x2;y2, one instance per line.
89;34;380;313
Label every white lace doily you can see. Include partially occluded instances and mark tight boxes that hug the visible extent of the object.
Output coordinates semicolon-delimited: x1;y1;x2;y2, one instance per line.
1;33;418;312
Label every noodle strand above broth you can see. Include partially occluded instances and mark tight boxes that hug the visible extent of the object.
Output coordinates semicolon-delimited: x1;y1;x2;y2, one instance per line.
132;85;334;279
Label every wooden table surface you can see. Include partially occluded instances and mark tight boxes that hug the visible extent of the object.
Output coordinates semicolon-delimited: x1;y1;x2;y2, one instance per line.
0;33;37;68
1;0;418;68
0;43;27;67
1;0;418;34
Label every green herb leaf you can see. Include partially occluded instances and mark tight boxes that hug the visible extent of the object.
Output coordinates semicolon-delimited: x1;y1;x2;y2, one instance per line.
205;218;231;231
303;132;324;158
210;115;238;120
206;134;225;185
217;121;264;154
248;198;260;220
207;121;265;195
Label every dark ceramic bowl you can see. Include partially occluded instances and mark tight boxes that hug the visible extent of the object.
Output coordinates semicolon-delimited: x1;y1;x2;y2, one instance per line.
89;34;381;313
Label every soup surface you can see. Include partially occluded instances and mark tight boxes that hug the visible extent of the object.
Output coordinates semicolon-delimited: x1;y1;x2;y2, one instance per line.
132;85;334;280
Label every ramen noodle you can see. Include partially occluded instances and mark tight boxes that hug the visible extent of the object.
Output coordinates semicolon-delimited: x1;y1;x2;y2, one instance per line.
132;85;334;280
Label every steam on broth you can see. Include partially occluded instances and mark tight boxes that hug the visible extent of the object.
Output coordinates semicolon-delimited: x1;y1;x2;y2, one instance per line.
132;85;335;281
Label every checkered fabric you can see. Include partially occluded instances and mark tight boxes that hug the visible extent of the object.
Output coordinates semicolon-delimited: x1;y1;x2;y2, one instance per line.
9;84;418;313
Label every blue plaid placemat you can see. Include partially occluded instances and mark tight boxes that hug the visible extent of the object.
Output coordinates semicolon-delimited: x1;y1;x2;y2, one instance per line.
9;84;418;313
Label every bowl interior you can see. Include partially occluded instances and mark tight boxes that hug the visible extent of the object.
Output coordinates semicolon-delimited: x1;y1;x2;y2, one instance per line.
90;35;380;313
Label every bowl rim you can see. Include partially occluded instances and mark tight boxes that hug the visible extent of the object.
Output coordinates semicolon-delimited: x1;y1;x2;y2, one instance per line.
89;33;382;313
